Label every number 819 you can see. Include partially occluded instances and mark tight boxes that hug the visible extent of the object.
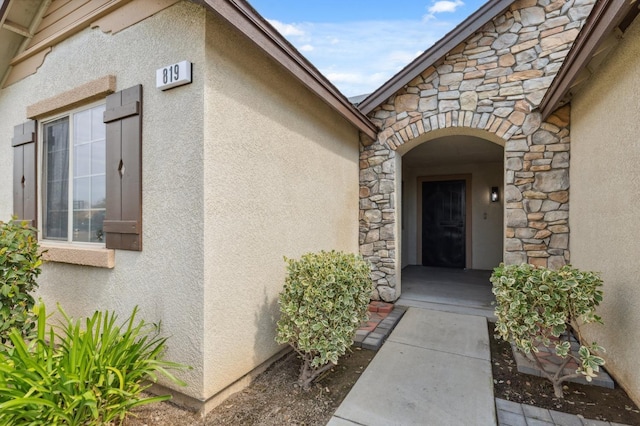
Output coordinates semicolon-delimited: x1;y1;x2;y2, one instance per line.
162;64;180;84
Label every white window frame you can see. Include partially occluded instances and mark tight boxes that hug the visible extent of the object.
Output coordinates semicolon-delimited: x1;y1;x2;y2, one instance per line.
37;100;107;247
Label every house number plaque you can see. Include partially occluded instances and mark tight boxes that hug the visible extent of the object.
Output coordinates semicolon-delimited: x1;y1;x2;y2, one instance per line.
156;61;192;90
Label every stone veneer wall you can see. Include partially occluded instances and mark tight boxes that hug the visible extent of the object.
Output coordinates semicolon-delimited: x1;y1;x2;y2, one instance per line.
360;0;595;301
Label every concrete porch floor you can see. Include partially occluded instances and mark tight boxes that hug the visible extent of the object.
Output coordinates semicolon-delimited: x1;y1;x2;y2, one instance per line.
397;265;497;319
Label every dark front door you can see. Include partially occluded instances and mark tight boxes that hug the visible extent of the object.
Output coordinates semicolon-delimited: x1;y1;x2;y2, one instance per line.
422;180;466;268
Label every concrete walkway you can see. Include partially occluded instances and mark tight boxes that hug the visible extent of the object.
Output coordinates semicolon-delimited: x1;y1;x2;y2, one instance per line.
328;305;631;426
328;308;495;425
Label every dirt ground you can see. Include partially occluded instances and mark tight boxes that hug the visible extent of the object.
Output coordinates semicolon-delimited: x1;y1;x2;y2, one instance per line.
489;323;640;425
124;329;640;426
123;348;374;426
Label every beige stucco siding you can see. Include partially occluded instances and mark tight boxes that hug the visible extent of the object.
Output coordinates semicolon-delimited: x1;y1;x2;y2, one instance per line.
0;0;361;408
570;18;640;404
202;10;360;397
0;1;207;399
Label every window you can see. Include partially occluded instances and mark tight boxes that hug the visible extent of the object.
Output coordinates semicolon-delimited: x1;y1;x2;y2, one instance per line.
41;104;106;244
13;83;143;257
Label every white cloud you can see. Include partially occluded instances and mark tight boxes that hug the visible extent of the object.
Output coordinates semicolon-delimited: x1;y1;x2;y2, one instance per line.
289;21;447;96
386;50;424;65
266;17;464;96
267;19;305;36
423;1;465;21
429;0;464;14
324;72;365;84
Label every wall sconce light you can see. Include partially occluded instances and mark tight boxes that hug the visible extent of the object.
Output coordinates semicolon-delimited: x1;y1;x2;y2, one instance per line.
491;187;499;203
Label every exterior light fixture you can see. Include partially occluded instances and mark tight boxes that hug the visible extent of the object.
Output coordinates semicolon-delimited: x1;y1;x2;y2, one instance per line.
491;187;499;203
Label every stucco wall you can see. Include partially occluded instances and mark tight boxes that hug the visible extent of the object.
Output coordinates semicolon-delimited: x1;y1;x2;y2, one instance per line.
202;10;360;398
1;0;361;408
402;160;504;270
570;17;640;405
0;2;207;399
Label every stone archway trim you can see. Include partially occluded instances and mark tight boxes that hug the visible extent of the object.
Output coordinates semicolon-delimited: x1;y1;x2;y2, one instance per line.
378;110;525;151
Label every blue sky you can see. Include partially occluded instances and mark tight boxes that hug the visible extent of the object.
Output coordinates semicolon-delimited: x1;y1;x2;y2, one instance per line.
247;0;488;97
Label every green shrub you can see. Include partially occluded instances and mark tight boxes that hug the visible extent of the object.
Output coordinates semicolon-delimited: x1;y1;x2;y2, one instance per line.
491;263;605;398
276;250;372;389
0;302;189;425
0;219;43;348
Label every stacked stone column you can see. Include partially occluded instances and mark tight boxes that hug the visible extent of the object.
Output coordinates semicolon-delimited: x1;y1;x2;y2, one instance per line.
359;135;397;302
504;106;570;269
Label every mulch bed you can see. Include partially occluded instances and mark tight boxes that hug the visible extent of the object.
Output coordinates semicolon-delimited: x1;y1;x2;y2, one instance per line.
489;322;640;425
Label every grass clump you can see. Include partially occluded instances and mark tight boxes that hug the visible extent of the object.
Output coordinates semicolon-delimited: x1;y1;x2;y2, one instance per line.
0;302;188;425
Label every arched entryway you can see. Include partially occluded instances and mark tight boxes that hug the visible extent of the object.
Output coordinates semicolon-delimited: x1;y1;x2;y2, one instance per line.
394;132;504;308
400;134;504;270
359;106;571;303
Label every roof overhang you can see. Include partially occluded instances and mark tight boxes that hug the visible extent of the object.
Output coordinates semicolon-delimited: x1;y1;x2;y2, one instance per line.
539;0;640;118
1;0;378;140
0;0;50;88
200;0;379;140
357;0;515;115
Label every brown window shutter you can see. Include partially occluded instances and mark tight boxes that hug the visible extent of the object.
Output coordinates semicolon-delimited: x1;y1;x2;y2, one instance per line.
103;85;142;251
12;120;37;227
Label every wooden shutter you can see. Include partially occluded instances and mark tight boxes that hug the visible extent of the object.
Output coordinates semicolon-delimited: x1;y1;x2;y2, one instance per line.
103;85;142;251
12;120;37;227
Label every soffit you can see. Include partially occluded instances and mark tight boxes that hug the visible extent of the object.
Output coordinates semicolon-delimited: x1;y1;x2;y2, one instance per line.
2;0;185;89
0;0;48;87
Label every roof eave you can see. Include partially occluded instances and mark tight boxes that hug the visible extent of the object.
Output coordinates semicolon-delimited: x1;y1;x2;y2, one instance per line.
201;0;378;140
540;0;637;119
0;0;13;86
358;0;515;115
0;1;9;22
